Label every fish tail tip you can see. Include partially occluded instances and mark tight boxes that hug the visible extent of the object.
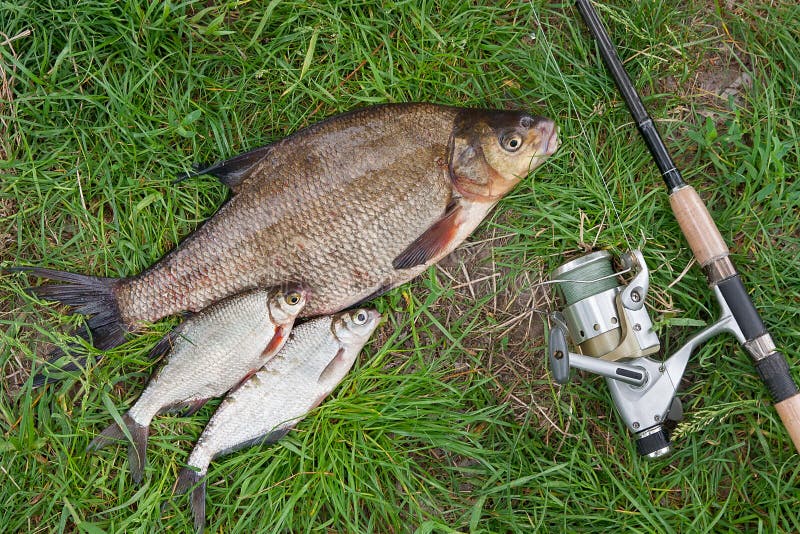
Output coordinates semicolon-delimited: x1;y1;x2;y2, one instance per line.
176;467;207;532
4;265;30;275
30;340;90;389
17;267;131;385
87;421;124;452
192;479;207;533
172;172;193;185
126;416;150;485
175;466;201;494
30;373;51;388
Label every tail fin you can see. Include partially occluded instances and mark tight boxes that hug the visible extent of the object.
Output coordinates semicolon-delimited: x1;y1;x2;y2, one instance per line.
176;467;207;533
10;267;129;385
87;413;149;484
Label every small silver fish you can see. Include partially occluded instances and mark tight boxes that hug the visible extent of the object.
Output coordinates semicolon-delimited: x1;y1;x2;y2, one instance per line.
87;286;307;483
174;308;381;533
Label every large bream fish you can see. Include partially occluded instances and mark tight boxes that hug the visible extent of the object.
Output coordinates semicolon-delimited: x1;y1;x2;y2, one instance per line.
19;103;558;355
173;308;380;533
87;287;306;483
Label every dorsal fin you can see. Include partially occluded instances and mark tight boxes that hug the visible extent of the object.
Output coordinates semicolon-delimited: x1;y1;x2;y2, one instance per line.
178;144;274;191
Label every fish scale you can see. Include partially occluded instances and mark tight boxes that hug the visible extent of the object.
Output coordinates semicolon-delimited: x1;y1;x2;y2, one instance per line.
130;290;287;419
116;106;460;320
184;318;342;469
86;287;306;484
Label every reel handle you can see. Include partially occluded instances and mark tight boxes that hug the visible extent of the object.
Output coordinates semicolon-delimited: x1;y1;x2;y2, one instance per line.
547;322;571;385
548;320;647;388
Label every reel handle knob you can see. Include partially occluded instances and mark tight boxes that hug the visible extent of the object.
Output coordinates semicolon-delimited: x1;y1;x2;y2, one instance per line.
548;324;571;384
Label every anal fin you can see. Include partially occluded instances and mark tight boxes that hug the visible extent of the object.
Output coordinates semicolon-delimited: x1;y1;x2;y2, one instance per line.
392;201;463;270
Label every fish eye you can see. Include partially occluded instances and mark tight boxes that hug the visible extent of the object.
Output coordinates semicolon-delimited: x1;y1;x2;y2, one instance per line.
500;133;523;153
285;292;302;306
353;310;368;325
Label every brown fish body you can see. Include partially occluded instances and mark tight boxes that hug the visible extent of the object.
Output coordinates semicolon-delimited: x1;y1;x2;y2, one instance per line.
121;104;460;322
20;103;558;367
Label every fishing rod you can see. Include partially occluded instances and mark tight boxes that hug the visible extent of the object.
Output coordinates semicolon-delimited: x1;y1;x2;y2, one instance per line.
547;0;800;455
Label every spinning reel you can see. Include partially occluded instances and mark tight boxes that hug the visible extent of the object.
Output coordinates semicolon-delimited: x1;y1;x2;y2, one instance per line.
547;250;746;458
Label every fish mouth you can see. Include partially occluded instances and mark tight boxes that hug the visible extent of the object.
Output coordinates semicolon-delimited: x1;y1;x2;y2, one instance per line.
535;119;560;156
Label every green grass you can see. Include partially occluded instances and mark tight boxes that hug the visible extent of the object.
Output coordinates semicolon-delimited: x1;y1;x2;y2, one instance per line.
2;1;799;532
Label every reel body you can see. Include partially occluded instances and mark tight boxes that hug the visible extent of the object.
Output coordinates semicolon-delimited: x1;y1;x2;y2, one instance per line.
547;249;745;458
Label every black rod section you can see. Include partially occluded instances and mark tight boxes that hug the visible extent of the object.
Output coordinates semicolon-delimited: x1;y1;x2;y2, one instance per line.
574;0;686;192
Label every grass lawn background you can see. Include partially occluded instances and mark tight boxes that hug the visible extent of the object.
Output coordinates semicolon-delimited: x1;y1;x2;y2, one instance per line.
1;1;798;532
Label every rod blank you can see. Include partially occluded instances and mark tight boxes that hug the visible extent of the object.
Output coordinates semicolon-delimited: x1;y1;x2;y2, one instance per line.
574;0;685;192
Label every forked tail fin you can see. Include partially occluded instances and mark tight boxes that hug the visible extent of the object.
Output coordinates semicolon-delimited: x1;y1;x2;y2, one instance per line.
9;267;129;386
175;467;207;533
29;329;92;387
87;413;150;484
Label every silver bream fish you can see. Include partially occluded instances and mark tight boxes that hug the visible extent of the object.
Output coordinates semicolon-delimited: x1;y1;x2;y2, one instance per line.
88;287;306;483
174;308;380;533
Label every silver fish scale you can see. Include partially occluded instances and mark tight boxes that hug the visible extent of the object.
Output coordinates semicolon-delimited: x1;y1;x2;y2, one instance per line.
185;315;351;474
116;104;458;324
126;289;282;427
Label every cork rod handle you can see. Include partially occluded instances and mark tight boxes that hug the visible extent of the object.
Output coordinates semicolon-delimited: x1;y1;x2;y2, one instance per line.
775;394;800;454
669;186;729;266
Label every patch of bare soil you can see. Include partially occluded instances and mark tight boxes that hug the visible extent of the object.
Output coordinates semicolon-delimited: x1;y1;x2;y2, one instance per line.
394;210;569;437
434;239;549;401
659;10;753;127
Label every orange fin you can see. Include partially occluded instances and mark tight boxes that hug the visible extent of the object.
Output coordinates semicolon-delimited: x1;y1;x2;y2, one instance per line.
262;325;287;358
392;202;462;269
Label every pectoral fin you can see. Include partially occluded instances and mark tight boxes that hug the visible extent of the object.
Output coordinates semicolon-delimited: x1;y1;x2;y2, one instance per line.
261;325;288;359
317;348;345;384
178;144;273;190
392;201;463;270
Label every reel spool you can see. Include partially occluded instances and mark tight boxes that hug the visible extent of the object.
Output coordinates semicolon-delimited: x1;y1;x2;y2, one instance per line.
550;250;659;362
